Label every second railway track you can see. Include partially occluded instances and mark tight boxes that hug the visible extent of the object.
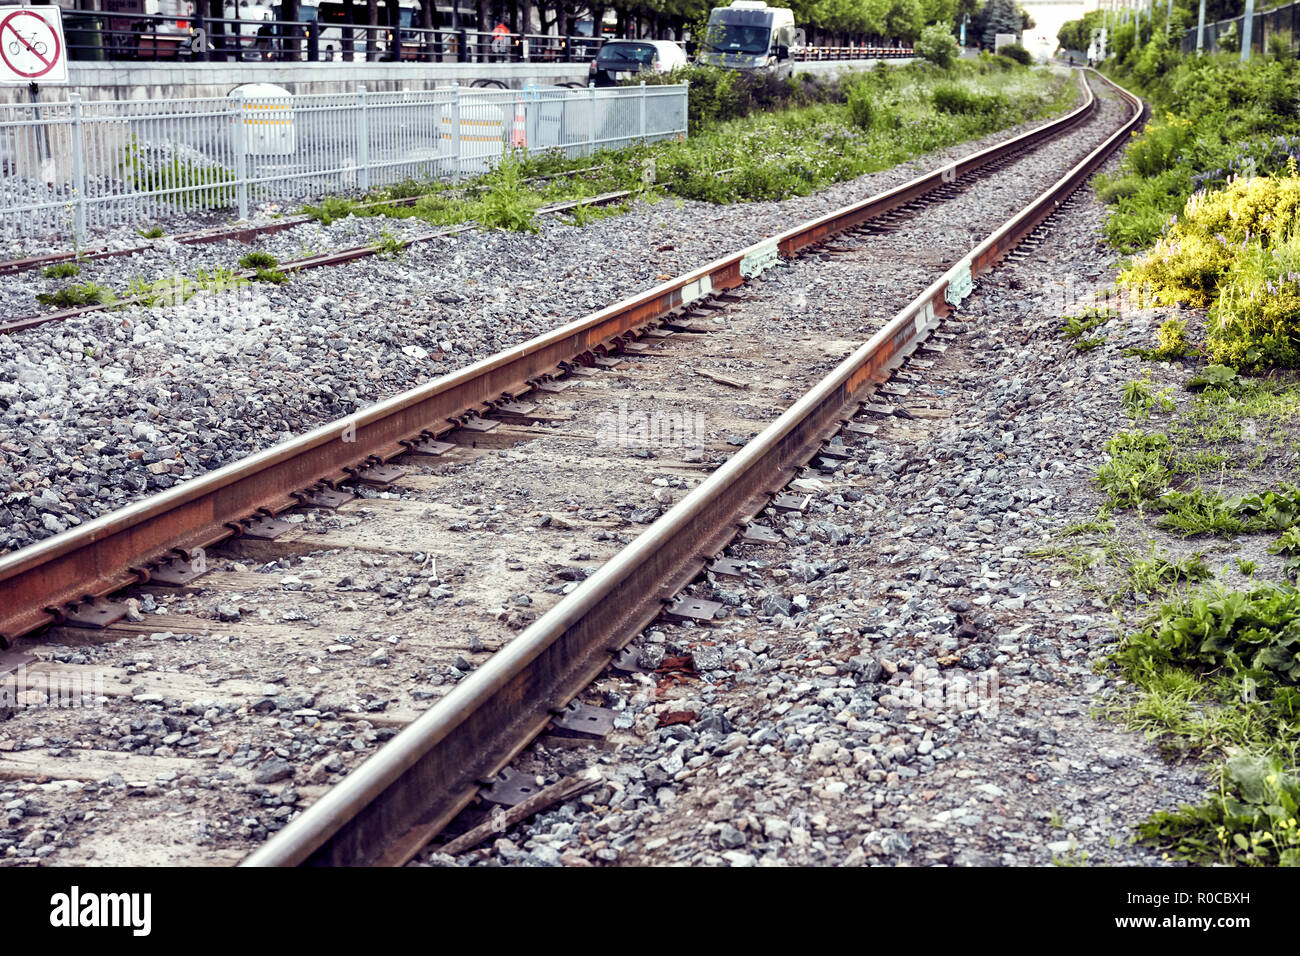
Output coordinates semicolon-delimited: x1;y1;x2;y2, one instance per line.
0;71;1143;866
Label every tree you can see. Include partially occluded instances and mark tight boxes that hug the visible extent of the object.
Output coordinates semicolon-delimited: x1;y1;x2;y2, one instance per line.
915;21;959;64
1057;9;1102;53
977;0;1026;47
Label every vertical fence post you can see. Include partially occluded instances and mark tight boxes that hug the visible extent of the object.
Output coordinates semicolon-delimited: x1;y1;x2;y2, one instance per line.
1242;0;1255;60
234;89;249;220
1195;0;1206;53
357;84;370;192
638;80;646;142
68;93;87;246
682;79;689;139
587;82;595;157
451;82;461;184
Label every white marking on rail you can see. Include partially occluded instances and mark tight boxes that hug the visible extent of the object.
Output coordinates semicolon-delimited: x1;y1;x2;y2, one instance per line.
945;256;974;307
739;238;780;279
681;275;713;305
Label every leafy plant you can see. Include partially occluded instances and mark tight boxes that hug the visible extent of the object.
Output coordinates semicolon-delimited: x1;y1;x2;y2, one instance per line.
138;225;165;239
41;262;81;279
1269;526;1300;578
253;267;288;284
1139;754;1300;866
1061;306;1114;342
472;155;541;233
1095;429;1174;506
1153;317;1191;360
1121;374;1175;422
1186;364;1239;391
239;250;279;270
36;282;115;308
375;227;407;258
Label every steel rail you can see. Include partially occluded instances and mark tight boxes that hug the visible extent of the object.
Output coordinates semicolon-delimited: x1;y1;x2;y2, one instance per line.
0;190;636;334
0;162;625;280
0;76;1096;646
240;70;1144;867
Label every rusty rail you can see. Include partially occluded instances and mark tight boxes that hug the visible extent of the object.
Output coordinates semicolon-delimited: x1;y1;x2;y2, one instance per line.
0;191;634;335
240;70;1143;866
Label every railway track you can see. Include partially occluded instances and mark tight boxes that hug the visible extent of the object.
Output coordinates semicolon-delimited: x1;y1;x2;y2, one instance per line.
1;190;635;335
0;71;1144;867
0;160;624;282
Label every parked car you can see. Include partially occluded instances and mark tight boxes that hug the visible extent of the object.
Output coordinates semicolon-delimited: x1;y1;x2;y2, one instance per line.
588;38;687;87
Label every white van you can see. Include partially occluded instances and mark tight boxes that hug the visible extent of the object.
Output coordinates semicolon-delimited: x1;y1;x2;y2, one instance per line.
695;1;801;72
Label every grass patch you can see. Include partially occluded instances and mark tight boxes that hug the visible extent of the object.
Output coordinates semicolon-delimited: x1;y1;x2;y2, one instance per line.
126;267;247;307
1095;429;1174;507
41;262;81;279
36;282;115;308
296;61;1074;233
238;250;278;270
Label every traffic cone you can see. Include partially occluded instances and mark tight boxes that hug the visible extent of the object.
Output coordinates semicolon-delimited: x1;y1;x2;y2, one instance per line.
510;95;527;148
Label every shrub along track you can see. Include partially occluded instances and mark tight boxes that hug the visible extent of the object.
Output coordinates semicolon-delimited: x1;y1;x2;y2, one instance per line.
0;71;1144;867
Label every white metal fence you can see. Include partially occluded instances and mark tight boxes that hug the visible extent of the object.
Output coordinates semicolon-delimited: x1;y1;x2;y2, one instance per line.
0;83;688;242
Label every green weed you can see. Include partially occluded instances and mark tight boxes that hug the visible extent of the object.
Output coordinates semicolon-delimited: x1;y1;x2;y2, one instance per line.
238;250;278;270
36;282;115;308
40;262;81;279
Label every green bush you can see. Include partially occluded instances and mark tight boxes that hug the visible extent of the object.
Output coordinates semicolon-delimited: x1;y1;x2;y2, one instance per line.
1120;170;1300;370
999;43;1032;65
1209;272;1300;370
915;23;960;69
1219;23;1240;54
931;83;1007;115
1270;30;1296;61
846;82;874;131
1154;317;1191;359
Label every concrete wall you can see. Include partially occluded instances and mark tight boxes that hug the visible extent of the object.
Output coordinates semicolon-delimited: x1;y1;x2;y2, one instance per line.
9;61;591;105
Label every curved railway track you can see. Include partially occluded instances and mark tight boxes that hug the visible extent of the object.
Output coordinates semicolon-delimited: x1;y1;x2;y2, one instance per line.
0;70;1145;867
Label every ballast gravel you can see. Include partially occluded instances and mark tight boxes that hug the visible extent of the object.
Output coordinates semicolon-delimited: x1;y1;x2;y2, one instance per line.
422;95;1212;869
0;81;1112;559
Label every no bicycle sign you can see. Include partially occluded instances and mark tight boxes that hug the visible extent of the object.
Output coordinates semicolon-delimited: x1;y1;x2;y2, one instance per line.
0;5;68;84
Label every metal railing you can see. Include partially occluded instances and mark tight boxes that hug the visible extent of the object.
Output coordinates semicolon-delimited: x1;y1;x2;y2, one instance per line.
1182;0;1300;54
791;46;914;60
0;83;688;242
57;10;911;67
59;10;616;64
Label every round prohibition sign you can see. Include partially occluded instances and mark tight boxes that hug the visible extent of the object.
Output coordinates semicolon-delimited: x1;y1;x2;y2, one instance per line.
0;10;61;80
